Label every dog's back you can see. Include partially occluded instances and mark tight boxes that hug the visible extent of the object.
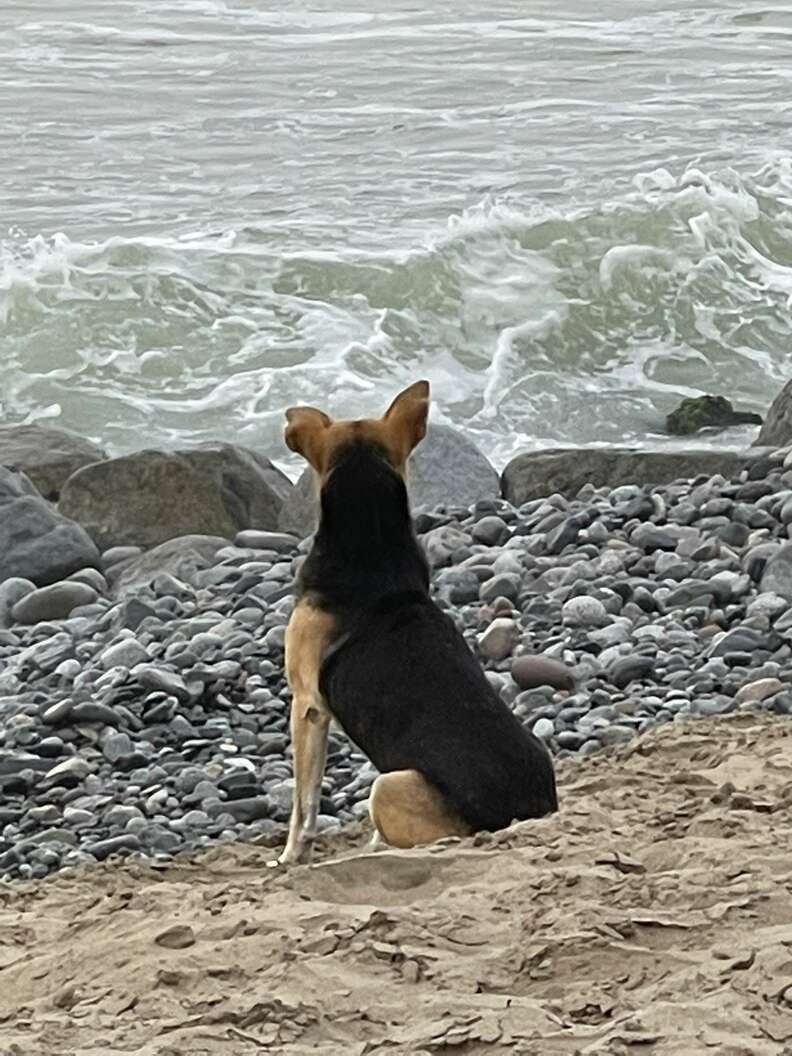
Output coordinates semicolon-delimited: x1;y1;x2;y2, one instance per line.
321;592;558;834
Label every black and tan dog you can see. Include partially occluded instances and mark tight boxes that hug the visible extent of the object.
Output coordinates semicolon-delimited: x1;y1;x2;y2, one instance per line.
275;381;557;865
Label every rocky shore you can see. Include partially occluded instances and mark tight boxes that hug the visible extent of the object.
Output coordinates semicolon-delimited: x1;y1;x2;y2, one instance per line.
2;416;792;883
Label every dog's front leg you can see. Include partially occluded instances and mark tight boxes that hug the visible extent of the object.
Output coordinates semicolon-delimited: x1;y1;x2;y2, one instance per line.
275;602;335;866
278;696;330;865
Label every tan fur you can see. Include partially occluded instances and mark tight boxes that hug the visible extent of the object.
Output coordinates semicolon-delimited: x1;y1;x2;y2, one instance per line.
368;770;471;849
284;380;429;478
278;602;336;865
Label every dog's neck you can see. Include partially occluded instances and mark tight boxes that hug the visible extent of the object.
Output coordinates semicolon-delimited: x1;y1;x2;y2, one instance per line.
298;443;430;609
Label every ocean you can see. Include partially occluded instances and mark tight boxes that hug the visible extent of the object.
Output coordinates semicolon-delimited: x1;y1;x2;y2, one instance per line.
2;0;792;476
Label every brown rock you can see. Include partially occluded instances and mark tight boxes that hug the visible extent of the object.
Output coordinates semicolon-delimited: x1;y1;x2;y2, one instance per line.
511;655;575;692
154;924;195;950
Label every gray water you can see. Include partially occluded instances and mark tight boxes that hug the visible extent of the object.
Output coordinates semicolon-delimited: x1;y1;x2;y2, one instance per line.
2;1;792;475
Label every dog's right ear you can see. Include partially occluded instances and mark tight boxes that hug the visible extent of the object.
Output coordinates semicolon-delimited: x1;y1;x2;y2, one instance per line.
284;406;333;472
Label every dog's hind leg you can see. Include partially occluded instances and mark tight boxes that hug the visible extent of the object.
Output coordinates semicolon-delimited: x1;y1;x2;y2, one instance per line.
369;770;471;849
275;603;336;866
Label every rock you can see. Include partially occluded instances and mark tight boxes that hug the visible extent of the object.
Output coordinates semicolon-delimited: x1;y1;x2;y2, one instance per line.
0;466;101;586
0;423;106;501
234;530;299;552
735;678;785;705
422;525;471;570
511;656;574;691
478;618;519;661
472;516;509;546
84;834;141;862
532;717;555;741
479;573;521;604
501;448;770;505
58;443;293;550
756;378;792;447
99;638;149;670
0;577;35;629
610;655;655;689
110;535;230;596
101;732;135;764
562;596;608;628
759;545;792;600
11;581;99;624
70;702;121;726
154;925;195;949
279;424;499;537
666;396;761;436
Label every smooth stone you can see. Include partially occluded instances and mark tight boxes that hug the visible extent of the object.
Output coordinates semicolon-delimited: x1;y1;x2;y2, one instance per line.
511;655;574;691
562;596;608;628
11;582;98;624
84;834;141;861
0;578;36;629
478;618;519;661
471;516;509;546
760;545;792;600
532;717;555;741
70;702;121;726
734;677;785;705
99;638;149;670
609;655;655;689
479;573;521;604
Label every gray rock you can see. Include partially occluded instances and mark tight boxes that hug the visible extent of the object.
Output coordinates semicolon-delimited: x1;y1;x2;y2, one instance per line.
59;443;293;550
11;581;99;624
0;577;35;628
760;545;792;600
279;424;498;537
83;834;141;861
472;516;509;546
532;717;555;741
42;699;74;725
422;525;471;569
562;596;608;628
501;447;771;505
479;573;521;604
755;378;792;447
102;732;135;763
0;423;106;501
70;702;121;726
99;638;149;670
609;655;654;689
234;530;299;552
434;568;480;605
111;535;230;596
0;466;101;587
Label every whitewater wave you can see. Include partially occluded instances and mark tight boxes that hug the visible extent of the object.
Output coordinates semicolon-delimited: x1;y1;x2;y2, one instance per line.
2;160;792;471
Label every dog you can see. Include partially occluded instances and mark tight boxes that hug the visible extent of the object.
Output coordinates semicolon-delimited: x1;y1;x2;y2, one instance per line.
275;380;557;866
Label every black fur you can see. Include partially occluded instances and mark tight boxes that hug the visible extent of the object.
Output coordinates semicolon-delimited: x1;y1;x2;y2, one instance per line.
300;440;558;833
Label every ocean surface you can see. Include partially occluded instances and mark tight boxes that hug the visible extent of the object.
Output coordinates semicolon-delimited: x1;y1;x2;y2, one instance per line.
2;1;792;475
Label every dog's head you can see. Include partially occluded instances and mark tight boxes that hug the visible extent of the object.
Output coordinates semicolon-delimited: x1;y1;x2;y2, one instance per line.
284;381;430;479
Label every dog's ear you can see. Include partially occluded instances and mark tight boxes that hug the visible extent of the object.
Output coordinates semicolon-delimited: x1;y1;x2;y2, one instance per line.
285;406;333;471
383;380;430;464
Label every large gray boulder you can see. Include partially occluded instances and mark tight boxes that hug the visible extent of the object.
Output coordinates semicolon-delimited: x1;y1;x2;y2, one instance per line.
110;534;231;597
0;466;101;586
501;447;771;505
279;424;499;538
58;443;293;550
0;423;106;501
756;379;792;448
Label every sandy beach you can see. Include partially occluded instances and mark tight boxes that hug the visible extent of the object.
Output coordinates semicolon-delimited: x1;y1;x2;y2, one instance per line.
2;711;791;1056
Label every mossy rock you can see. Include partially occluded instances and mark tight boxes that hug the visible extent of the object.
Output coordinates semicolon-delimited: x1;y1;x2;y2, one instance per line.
666;396;762;436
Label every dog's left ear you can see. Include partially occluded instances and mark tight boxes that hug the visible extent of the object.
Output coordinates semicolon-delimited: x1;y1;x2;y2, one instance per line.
383;380;430;464
285;406;333;472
